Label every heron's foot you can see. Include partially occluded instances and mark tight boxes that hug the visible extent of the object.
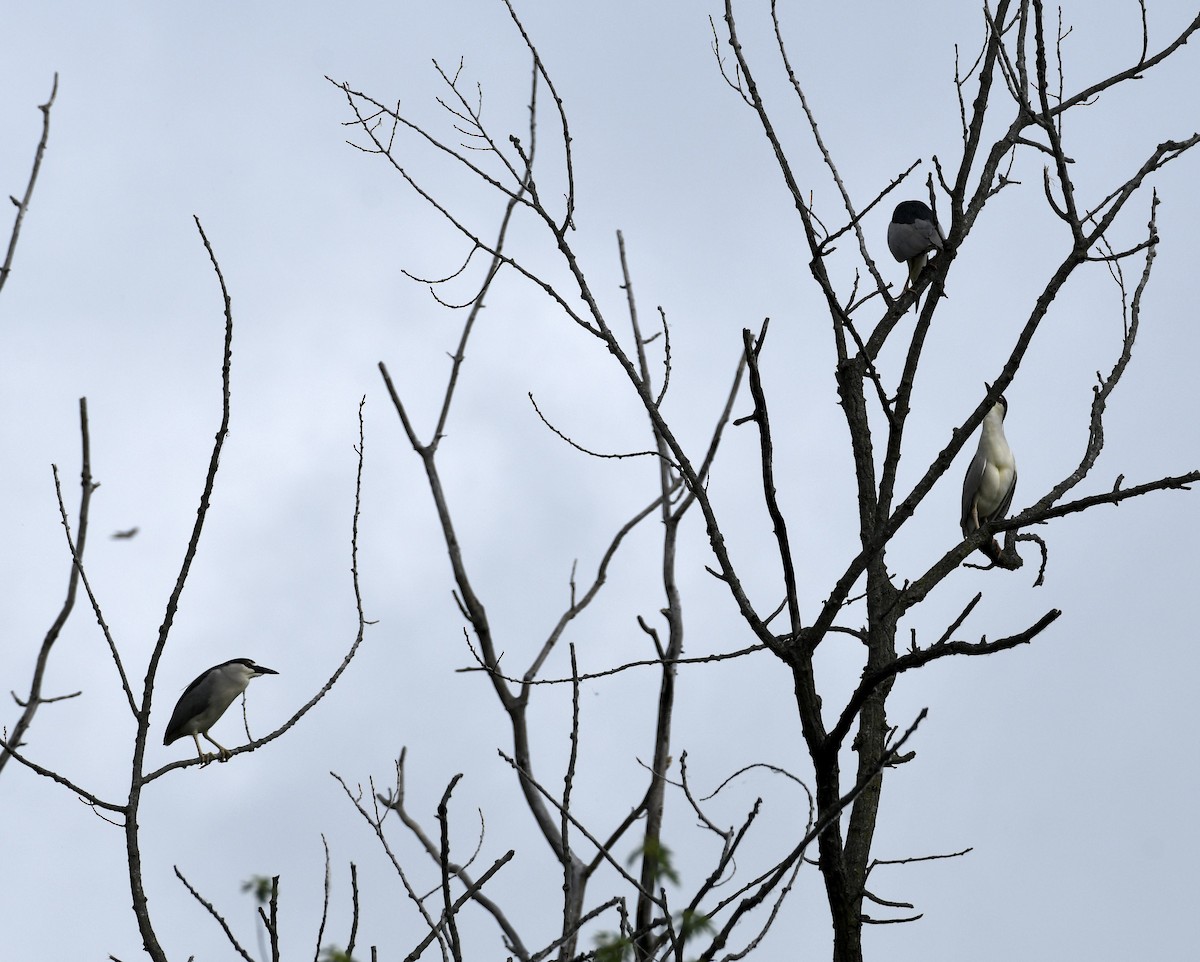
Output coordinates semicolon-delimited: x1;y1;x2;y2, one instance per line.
198;752;217;767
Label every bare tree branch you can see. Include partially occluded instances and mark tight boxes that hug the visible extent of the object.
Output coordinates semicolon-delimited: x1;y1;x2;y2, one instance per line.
0;73;57;298
174;866;257;962
48;458;137;715
1;397;98;777
0;736;123;813
401;850;516;962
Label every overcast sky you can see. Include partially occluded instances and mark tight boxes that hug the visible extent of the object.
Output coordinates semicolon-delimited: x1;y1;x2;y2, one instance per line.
2;2;1198;960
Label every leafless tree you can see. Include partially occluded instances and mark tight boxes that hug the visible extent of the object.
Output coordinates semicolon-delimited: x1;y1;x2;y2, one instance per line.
5;2;1198;960
326;2;1199;962
0;218;370;961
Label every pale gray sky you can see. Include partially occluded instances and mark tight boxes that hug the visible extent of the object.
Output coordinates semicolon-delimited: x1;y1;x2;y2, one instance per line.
2;2;1198;960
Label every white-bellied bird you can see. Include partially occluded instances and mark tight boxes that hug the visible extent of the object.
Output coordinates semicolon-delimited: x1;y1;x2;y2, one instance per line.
961;396;1017;562
888;200;945;306
163;658;278;764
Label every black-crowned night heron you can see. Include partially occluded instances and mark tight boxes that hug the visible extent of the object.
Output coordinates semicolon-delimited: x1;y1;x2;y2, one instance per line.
888;200;945;305
960;395;1017;560
163;658;278;764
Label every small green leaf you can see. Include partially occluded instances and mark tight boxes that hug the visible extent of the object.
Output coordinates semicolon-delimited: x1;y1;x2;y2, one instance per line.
594;932;631;962
240;875;272;905
677;908;714;942
627;837;681;886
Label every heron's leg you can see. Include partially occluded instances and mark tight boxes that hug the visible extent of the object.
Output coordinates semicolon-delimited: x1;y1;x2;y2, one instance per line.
907;252;928;287
191;734;215;767
203;732;233;762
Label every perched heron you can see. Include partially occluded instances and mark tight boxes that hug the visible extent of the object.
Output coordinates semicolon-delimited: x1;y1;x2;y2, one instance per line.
163;658;278;764
961;395;1017;561
888;200;945;306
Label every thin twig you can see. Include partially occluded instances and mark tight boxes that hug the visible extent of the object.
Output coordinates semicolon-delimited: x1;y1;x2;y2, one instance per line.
402;851;515;962
174;866;256;962
0;73;57;297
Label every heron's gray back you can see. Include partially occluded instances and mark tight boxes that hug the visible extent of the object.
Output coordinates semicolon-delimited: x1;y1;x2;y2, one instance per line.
888;219;944;263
